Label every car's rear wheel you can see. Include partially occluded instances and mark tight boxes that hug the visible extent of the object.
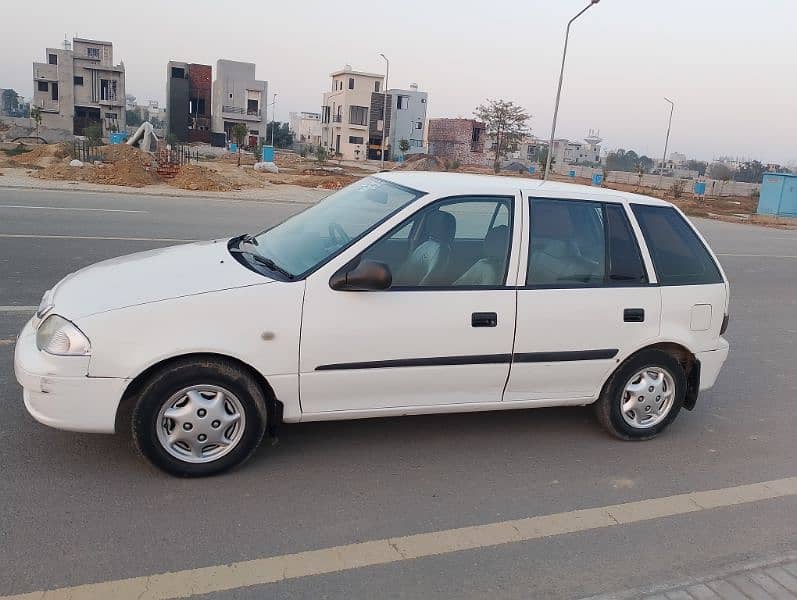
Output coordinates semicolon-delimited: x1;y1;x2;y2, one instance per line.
132;358;267;476
595;349;686;441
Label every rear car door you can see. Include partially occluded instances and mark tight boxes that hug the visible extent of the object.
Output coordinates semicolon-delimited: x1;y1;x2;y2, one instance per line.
505;196;662;403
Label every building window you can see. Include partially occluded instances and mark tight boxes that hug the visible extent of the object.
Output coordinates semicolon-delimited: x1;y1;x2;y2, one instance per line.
397;95;409;109
415;121;423;130
247;99;259;116
348;77;355;90
374;81;381;93
100;79;117;102
229;93;233;99
171;67;185;78
73;76;84;85
48;54;57;65
105;112;118;119
51;82;59;101
87;47;100;59
348;136;364;144
249;130;259;135
37;81;48;92
349;105;368;126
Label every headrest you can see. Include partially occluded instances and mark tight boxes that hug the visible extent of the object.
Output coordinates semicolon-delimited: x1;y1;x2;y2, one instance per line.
426;210;456;243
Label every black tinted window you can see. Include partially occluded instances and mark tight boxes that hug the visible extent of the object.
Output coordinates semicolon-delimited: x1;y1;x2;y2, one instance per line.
631;204;722;285
606;204;647;284
528;199;605;285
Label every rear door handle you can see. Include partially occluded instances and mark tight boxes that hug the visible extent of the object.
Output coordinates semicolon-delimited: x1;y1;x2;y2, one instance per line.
472;312;498;327
624;308;645;323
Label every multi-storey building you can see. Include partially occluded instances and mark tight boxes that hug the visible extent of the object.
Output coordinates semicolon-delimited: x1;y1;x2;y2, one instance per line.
289;111;322;146
32;37;126;137
320;65;384;160
166;61;212;143
211;59;267;147
383;84;428;160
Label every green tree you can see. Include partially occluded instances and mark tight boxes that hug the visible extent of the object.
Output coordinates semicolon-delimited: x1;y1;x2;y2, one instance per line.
314;145;329;164
265;121;294;148
606;149;655;173
30;106;43;138
1;88;20;115
398;138;410;158
126;109;143;127
708;162;733;181
232;122;248;166
474;99;530;174
84;122;102;144
685;159;707;176
734;160;765;183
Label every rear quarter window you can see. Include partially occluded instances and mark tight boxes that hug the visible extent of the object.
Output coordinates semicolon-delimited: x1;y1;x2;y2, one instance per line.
631;204;723;285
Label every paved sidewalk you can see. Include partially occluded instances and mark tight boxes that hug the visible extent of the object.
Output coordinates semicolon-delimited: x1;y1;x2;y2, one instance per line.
585;554;797;599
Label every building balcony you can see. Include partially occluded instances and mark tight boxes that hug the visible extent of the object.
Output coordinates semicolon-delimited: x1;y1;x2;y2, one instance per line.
332;114;343;123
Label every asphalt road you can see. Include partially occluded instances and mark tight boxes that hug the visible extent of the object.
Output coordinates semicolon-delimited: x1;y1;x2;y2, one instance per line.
1;186;796;599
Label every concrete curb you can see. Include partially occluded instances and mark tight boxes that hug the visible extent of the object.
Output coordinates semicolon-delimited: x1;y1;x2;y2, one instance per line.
581;551;797;599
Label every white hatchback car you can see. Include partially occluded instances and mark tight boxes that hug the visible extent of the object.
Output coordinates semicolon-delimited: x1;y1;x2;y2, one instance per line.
15;173;730;476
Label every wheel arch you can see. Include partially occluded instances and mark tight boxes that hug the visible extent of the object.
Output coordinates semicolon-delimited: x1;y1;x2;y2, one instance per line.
115;352;283;434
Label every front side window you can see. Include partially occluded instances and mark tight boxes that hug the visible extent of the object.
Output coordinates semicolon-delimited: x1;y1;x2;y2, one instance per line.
361;196;513;287
528;199;605;286
631;204;722;285
252;177;423;277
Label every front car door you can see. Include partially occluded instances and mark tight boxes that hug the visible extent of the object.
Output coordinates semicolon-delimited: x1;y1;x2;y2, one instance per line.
505;193;662;404
299;192;522;417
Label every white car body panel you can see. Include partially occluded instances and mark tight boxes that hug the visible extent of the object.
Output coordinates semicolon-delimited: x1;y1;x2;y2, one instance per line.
13;172;730;435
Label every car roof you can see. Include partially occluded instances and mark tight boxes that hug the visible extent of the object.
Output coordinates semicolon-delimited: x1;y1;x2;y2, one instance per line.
375;170;673;207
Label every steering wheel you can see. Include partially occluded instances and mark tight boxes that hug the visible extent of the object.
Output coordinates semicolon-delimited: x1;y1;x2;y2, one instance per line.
328;222;351;245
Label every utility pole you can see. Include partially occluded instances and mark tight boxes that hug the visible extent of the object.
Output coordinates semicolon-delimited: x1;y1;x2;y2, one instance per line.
270;93;278;148
658;97;675;191
379;53;389;169
544;0;601;180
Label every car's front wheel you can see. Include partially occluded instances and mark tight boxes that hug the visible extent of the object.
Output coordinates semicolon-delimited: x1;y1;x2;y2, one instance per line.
595;349;686;441
132;357;267;476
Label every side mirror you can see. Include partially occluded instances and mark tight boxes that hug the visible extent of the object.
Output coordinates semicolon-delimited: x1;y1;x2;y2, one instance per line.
329;259;392;291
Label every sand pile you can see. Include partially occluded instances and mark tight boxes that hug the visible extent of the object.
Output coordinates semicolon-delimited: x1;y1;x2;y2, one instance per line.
10;143;70;167
169;165;237;192
274;151;304;168
393;154;448;171
35;145;159;187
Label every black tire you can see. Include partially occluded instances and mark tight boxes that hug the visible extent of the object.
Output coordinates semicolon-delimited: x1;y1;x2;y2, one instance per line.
132;357;267;477
595;349;686;441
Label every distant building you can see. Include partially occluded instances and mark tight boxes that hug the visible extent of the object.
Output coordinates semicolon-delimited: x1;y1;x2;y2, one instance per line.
167;61;212;143
211;59;267;147
383;84;428;160
321;65;384;160
669;151;687;166
428;118;486;165
550;133;602;166
32;36;126;137
289;111;322;146
487;134;548;165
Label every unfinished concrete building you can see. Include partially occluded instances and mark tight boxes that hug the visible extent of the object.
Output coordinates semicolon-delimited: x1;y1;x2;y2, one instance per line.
32;37;126;137
211;59;267;147
166;61;212;143
428;118;485;165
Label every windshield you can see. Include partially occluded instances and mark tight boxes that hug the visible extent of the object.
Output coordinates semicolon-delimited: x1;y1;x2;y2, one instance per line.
252;177;424;277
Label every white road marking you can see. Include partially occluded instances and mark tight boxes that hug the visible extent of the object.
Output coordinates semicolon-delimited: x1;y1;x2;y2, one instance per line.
0;234;195;242
716;253;797;259
0;205;146;214
3;476;795;600
0;306;36;313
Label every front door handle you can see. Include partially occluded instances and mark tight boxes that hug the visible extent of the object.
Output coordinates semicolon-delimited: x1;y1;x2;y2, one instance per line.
472;312;498;327
624;308;645;323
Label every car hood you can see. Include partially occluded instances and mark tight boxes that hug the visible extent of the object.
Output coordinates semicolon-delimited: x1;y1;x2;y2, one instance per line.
51;240;274;318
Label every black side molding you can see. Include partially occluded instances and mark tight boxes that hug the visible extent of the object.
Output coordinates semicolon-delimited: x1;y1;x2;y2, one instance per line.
315;349;618;371
513;349;618;363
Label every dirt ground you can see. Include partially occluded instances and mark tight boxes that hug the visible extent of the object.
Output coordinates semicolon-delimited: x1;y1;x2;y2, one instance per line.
33;144;159;188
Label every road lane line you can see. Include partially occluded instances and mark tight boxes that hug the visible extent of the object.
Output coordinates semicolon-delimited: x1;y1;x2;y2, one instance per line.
3;476;796;600
0;205;146;214
0;306;36;313
716;253;797;259
0;234;196;242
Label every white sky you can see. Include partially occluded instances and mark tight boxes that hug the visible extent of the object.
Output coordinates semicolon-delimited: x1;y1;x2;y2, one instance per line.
2;0;795;164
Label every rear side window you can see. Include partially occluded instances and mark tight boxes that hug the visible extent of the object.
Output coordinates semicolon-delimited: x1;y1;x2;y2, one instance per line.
606;204;647;284
631;204;722;285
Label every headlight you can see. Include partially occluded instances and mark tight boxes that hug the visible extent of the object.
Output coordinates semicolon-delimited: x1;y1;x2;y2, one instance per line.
36;315;91;356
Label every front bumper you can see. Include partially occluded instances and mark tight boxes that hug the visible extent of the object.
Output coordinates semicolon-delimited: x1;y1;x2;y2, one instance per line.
696;337;730;391
14;318;128;433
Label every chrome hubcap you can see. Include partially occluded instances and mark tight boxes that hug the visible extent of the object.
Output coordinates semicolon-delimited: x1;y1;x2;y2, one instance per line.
620;367;675;429
156;385;246;464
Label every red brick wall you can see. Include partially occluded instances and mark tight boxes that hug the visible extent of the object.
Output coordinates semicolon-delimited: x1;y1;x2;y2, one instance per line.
187;63;211;143
428;118;485;165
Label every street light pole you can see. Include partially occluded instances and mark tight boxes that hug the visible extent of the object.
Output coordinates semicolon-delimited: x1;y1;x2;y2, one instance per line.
658;97;675;191
379;53;389;169
544;0;600;180
270;93;278;148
